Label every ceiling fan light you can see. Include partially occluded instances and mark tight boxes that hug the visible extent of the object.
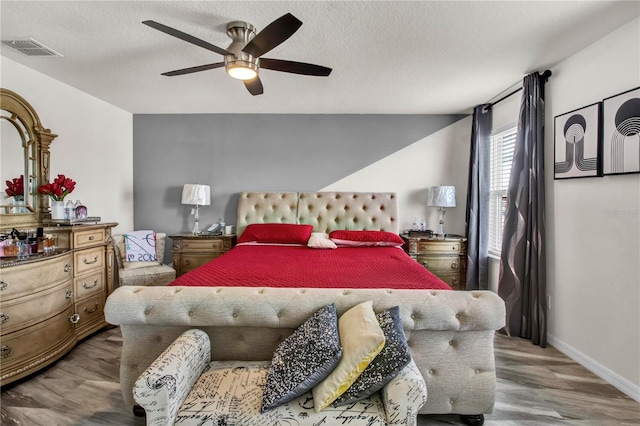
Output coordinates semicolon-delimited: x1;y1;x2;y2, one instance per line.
226;61;258;80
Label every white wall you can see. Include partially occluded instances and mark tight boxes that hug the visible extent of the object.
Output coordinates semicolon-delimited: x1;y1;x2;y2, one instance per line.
546;19;639;399
322;117;472;235
1;57;134;233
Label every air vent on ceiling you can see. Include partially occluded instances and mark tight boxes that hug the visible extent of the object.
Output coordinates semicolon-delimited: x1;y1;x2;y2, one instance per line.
1;39;63;57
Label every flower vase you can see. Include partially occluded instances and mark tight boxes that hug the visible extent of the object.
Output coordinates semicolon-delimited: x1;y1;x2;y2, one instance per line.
11;197;27;214
50;200;65;220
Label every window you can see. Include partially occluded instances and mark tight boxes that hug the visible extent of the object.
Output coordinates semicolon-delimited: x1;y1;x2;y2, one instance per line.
489;126;517;256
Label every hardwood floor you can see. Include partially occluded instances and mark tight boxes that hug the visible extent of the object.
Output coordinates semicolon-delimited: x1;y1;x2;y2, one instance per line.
1;327;638;425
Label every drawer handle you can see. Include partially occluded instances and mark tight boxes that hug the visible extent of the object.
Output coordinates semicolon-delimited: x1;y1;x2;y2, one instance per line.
451;261;458;269
82;256;99;265
422;261;429;268
185;259;191;265
89;235;95;241
82;280;98;290
1;345;12;359
0;280;7;291
64;263;72;273
66;289;73;299
84;303;99;314
0;312;9;325
69;314;80;324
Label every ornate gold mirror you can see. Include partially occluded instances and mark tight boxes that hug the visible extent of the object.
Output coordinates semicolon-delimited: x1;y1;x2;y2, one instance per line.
0;88;57;228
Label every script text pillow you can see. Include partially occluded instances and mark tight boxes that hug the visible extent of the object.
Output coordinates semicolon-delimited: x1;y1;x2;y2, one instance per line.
329;230;404;247
261;304;342;412
124;230;158;262
238;223;313;245
312;300;385;411
332;306;411;406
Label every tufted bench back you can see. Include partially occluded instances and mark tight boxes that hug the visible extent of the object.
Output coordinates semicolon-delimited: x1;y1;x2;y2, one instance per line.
236;191;399;236
105;286;505;415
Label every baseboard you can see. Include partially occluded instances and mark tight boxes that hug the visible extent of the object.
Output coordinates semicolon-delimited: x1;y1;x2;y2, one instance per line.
548;333;640;402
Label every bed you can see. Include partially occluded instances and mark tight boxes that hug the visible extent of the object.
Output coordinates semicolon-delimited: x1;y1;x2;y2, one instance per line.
171;191;450;290
104;191;505;425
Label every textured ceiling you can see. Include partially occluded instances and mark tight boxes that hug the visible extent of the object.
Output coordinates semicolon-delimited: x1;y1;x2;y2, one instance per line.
1;1;638;114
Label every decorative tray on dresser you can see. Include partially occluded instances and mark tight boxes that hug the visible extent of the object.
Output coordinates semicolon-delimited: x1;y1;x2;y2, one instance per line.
0;222;117;386
401;232;468;290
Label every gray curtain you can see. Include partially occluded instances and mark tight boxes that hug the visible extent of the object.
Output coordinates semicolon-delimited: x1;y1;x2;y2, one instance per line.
498;72;547;347
465;104;491;290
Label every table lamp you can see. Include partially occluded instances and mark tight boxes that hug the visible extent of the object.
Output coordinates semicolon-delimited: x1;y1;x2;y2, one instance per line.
426;185;456;236
181;184;211;235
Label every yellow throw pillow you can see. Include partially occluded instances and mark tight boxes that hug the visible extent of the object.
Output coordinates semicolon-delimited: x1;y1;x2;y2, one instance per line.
312;300;385;411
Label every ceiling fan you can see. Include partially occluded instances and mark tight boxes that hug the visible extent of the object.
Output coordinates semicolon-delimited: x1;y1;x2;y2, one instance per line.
143;13;332;96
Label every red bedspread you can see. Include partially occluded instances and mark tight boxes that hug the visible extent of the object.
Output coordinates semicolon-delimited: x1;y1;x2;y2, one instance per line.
170;244;452;290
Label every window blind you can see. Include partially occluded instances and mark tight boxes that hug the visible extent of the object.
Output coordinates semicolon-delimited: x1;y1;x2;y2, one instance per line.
489;127;517;255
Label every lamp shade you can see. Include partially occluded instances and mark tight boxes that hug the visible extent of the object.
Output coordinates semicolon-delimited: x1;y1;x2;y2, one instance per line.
426;186;456;208
181;184;211;206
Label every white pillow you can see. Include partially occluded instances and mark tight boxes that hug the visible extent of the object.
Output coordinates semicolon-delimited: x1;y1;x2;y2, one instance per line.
124;230;158;262
312;300;385;411
307;232;337;249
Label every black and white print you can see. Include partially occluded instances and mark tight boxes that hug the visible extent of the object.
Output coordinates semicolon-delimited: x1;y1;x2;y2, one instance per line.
603;86;640;175
554;102;602;179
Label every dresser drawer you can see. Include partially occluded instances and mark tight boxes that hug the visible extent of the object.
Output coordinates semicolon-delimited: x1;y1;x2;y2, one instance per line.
74;247;105;275
0;253;73;300
0;307;75;372
73;228;106;249
75;293;105;328
417;255;461;272
74;270;105;300
180;239;225;252
0;280;73;335
417;241;461;254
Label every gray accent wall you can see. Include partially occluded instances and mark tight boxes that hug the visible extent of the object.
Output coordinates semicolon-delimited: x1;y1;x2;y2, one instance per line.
133;113;465;257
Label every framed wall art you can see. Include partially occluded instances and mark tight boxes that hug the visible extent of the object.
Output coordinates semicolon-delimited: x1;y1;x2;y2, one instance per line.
602;86;640;175
554;102;602;179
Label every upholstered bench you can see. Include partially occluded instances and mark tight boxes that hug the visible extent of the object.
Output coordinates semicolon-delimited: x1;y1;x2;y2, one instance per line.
133;329;427;426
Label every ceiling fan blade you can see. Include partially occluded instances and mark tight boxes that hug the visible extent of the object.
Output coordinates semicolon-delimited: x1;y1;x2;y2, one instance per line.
161;62;225;76
143;20;232;56
242;13;302;58
244;77;264;96
260;58;332;76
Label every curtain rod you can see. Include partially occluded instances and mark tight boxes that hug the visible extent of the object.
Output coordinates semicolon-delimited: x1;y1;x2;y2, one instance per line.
488;70;552;108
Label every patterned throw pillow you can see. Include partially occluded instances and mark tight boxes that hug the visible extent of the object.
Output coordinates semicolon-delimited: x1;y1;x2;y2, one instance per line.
332;306;411;406
124;230;157;262
261;304;342;412
312;300;386;411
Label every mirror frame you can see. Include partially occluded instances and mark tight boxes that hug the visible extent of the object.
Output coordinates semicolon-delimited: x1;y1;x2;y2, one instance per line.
1;88;57;228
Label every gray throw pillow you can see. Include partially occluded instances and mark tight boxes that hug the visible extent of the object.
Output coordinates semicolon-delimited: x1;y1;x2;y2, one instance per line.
331;306;411;406
261;304;342;412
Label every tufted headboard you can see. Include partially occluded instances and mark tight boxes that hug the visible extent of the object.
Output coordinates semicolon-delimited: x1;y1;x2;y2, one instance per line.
236;191;399;236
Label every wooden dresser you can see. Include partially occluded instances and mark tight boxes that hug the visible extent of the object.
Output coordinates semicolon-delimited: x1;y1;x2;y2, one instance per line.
402;233;467;290
170;233;236;277
0;222;117;385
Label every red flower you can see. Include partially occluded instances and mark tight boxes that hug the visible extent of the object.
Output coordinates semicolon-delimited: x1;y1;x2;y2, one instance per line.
39;174;76;201
5;175;24;199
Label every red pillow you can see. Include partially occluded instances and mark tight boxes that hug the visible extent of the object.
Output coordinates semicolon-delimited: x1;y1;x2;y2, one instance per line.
329;230;404;247
238;223;314;245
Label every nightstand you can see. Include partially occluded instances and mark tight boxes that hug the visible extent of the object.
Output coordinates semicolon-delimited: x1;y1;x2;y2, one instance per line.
170;234;236;277
401;233;467;290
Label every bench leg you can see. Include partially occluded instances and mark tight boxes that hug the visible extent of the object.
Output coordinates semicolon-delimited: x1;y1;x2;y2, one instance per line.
460;414;484;425
133;405;145;417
